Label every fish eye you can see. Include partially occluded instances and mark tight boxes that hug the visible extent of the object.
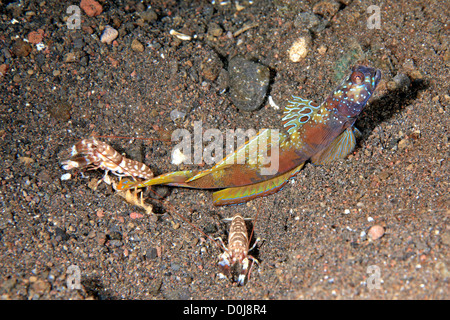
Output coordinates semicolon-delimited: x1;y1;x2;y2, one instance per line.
351;71;364;85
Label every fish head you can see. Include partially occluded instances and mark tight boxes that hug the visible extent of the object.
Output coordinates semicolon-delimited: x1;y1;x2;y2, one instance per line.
329;65;381;118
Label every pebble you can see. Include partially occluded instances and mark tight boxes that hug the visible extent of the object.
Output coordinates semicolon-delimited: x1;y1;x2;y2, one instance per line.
289;35;311;62
393;72;411;91
101;26;119;45
27;29;44;44
80;0;103;17
146;247;158;260
12;39;32;57
313;0;341;20
170;109;186;122
47;100;71;122
397;138;410;151
317;45;327;56
108;230;122;241
200;52;223;81
207;22;223;37
294;11;329;33
0;64;9;78
131;39;144;52
35;53;45;66
140;9;158;23
171;263;180;271
228;56;270;112
60;173;71;181
63;52;78;63
29;279;50;296
130;212;144;219
54;227;69;242
368;225;385;241
72;37;84;49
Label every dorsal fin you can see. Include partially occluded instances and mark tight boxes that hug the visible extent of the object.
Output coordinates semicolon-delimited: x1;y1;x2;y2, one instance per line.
282;96;320;135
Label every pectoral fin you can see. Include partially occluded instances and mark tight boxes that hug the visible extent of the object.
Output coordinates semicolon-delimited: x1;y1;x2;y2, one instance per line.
310;127;357;165
212;163;305;206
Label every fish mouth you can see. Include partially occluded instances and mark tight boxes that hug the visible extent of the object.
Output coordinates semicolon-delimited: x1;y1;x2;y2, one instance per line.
373;69;382;89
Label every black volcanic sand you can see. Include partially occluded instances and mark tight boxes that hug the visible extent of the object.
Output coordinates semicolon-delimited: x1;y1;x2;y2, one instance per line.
0;0;448;299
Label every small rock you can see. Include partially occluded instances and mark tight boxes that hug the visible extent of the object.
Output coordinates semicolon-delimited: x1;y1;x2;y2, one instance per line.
72;37;84;49
12;39;32;57
63;52;79;63
409;69;424;81
30;279;50;296
393;73;411;91
35;53;45;66
170;109;186;122
313;0;341;20
435;261;450;278
228;56;270;112
289;35;311;62
130;212;144;219
80;55;89;67
80;0;103;17
0;64;9;78
131;39;144;52
368;225;385;241
216;68;229;93
13;74;21;82
207;22;223;37
443;51;450;66
96;232;106;245
440;231;450;246
171;263;180;271
60;173;71;181
318;45;327;55
146;247;158;260
47;100;71;122
27;29;44;44
140;9;158;23
294;11;329;33
54;227;69;242
109;240;122;247
397;138;410;151
200;52;223;81
108;230;122;241
101;26;119;45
